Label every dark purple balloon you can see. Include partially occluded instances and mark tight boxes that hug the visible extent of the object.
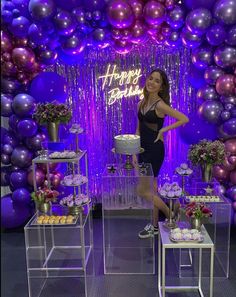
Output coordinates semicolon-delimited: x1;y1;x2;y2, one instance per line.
214;0;236;25
61;33;86;55
181;28;202;48
11;146;33;168
220;96;236;105
214;45;236;68
1;94;13;117
2;144;13;155
1;78;22;95
166;5;185;29
222;118;236;136
8;114;21;131
206;24;227;46
1;166;11;186
1;194;30;229
183;0;216;10
191;46;213;69
204;66;225;85
230;107;236;118
8;16;30;37
225;103;234;111
54;10;77;36
221;110;231;121
25;132;45;151
28;23;50;46
226;25;236;46
17;119;38;137
3;132;18;148
164;31;182;48
1;154;11;165
10;169;28;189
198;100;224;123
197;85;219;101
216;74;235;96
39;48;58;65
12;93;36;118
107;0;135;29
12;188;31;205
186;8;212;35
29;0;56;20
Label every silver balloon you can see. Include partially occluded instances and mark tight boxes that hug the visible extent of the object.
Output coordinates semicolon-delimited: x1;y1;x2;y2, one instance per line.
186;8;212;35
214;0;236;25
197;85;219;101
29;0;56;20
204;66;224;85
198;100;224;123
214;45;236;68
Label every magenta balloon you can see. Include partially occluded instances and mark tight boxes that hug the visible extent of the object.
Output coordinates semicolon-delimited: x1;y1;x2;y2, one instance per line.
1;94;13;117
197;85;219;101
181;28;202;48
1;194;30;229
204;66;224;85
213;165;230;182
230;170;236;184
166;5;185;29
186;8;212;35
1;30;13;52
12;93;36;118
130;20;147;44
226;25;236;46
17;119;38;137
10;170;28;189
206;24;226;46
216;74;235;96
128;0;143;19
198;100;223;123
222;118;236;136
214;45;236;68
29;0;56;20
107;0;134;29
214;0;236;25
12;47;36;71
27;168;45;187
12;188;31;205
225;138;236;155
229;155;236;166
54;10;77;36
222;156;235;171
11;145;33;168
143;0;166;26
191;46;213;69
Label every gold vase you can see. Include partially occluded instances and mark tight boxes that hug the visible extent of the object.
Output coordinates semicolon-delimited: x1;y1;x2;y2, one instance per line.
200;163;213;182
191;217;202;231
47;122;60;142
68;206;82;216
38;203;51;214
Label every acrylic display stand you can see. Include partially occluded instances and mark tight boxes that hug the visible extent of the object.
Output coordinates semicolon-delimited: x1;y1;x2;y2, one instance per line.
24;204;94;297
102;163;155;274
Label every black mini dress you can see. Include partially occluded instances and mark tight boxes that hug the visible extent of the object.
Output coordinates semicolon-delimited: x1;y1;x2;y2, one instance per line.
138;100;165;177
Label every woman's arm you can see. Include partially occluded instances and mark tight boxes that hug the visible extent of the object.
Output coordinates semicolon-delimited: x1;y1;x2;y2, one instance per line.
154;100;189;142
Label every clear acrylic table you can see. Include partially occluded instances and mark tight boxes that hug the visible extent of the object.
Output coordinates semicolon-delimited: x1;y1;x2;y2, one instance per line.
102;163;155;274
158;222;214;297
24;204;94;297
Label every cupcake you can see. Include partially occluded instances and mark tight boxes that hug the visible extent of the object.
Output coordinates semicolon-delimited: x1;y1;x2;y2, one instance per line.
172;232;182;240
183;233;192;240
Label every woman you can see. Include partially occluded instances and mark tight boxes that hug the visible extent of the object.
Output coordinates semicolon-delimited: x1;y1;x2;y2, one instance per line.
133;69;189;238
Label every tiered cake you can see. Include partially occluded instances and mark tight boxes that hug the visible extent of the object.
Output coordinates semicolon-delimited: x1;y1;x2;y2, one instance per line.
114;134;141;155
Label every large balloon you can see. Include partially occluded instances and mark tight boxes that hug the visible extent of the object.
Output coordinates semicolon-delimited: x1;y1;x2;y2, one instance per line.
198;100;223;123
17;119;38;137
107;0;134;29
9;170;28;189
29;0;56;20
166;5;185;29
12;93;36;117
186;8;212;35
143;0;166;26
1;94;13;117
25;132;46;151
216;74;235;96
204;66;224;85
12;188;31;206
191;46;213;69
54;10;77;36
213;165;230;182
29;72;68;103
1;194;30;229
214;45;236;68
196;85;219;101
206;24;226;46
222;118;236;136
11;146;33;168
8;16;30;37
12;47;36;71
181;28;202;48
225;138;236;155
179;113;218;145
183;0;216;10
214;0;236;25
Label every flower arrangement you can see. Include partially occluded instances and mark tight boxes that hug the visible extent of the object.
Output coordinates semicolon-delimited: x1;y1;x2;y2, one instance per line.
33;101;72;125
185;202;212;219
60;194;89;207
188;139;225;166
31;185;59;204
159;182;182;198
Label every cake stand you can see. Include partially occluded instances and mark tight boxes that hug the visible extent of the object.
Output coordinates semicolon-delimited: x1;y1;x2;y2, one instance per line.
163;196;180;229
111;148;144;170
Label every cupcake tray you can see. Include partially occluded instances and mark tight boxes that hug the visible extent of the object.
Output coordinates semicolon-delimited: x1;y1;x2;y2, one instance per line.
169;234;204;243
185;195;222;203
31;215;79;226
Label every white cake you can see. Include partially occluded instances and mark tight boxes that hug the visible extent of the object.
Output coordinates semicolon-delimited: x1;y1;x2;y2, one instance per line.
114;134;141;155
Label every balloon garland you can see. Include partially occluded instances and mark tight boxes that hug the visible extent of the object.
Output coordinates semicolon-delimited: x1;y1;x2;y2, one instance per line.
1;0;236;228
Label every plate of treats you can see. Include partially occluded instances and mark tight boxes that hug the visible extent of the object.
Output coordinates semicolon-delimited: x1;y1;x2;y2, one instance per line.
33;214;78;225
185;195;221;202
49;151;77;159
169;228;204;243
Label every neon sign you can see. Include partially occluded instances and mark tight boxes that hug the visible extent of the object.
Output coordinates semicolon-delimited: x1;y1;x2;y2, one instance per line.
98;64;143;105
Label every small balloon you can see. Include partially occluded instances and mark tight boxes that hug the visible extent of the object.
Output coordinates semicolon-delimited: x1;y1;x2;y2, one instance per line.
222;118;236;136
186;8;212;35
213;165;230;182
204;66;224;85
197;85;219;101
221;110;231;121
2;144;13;155
12;188;31;205
1;154;11;165
10;169;28;189
229;155;236;166
198;100;223;124
214;0;236;25
1;94;13;117
226;185;236;200
214;45;236;68
206;24;226;46
17;119;38;137
225;138;236;155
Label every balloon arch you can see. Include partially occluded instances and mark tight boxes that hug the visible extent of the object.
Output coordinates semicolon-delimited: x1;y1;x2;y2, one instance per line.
1;0;236;228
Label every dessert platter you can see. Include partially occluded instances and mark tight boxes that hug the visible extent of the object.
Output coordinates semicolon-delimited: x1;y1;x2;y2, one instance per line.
175;163;193;176
69;123;84;134
61;174;88;186
59;194;91;207
33;214;78;225
169;227;204;243
185;195;221;202
49;151;77;159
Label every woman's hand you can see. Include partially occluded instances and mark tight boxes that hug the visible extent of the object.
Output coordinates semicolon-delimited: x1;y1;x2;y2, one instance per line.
154;129;164;143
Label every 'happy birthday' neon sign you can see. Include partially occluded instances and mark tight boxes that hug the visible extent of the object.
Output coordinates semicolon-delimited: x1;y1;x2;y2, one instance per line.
98;64;143;105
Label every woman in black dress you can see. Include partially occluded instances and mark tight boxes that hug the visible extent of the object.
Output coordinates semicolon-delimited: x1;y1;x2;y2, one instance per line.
133;69;189;238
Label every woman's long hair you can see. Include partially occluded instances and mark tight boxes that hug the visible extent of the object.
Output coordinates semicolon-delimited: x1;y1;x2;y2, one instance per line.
140;69;170;111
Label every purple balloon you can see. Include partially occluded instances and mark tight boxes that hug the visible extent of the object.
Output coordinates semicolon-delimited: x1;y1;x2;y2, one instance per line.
3;132;18;148
222;118;236;136
28;23;50;46
1;166;11;186
1;94;13;117
179;113;218;144
1;194;30;229
17;119;38;137
29;72;68;103
214;45;236;68
206;24;227;46
198;100;224;123
226;25;236;46
107;0;135;29
226;186;236;200
113;39;133;54
12;188;31;205
191;46;213;69
197;85;219;101
166;5;185;29
2;144;13;155
186;8;212;35
221;110;231;121
143;0;165;26
29;0;56;20
164;31;182;48
1;78;23;95
12;93;36;118
188;65;205;88
25;132;46;151
84;0;105;11
11;145;33;168
61;33;86;55
181;28;202;48
10;169;28;189
38;48;58;65
54;10;77;36
214;0;236;25
8;16;30;37
216;74;235;97
183;0;216;10
1;154;11;165
230;107;236;118
8;114;21;131
204;66;225;85
130;20;147;44
220;96;236;105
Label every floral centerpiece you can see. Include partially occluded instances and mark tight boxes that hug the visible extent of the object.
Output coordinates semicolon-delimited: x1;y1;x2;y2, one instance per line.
185;202;212;230
188;139;226;182
33;101;72;142
31;184;59;213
